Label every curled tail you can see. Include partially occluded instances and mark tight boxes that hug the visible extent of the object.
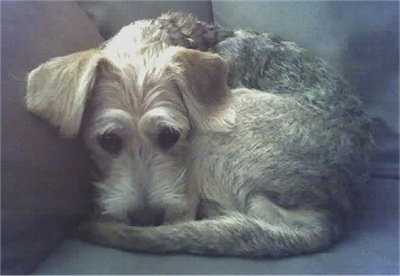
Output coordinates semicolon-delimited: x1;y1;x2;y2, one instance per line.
77;211;342;257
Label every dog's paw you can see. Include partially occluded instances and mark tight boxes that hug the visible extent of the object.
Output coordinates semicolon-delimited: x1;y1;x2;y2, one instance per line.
73;220;133;248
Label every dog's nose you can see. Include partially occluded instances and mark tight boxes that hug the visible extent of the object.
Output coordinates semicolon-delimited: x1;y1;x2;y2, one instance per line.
129;208;165;226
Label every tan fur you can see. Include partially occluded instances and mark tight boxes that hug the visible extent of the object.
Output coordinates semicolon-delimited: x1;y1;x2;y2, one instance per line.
174;49;235;132
26;50;105;137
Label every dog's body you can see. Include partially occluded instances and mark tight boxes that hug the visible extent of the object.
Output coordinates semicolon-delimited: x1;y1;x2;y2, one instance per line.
25;13;372;257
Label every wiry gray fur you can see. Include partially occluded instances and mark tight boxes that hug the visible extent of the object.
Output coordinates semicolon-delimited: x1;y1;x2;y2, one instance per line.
100;11;233;51
26;12;373;258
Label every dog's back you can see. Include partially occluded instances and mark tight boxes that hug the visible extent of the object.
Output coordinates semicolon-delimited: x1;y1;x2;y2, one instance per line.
193;86;370;218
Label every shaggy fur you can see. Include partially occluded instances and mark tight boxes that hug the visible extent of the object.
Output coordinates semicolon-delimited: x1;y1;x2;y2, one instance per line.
25;12;372;257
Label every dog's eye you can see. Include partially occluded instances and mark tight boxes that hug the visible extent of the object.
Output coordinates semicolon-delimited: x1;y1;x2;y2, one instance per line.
158;127;180;150
97;132;123;154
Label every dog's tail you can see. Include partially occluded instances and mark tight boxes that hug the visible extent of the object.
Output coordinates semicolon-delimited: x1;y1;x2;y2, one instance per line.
77;211;342;257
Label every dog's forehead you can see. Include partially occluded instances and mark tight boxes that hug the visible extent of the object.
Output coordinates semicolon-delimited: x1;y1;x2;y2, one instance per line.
104;40;177;69
91;46;183;120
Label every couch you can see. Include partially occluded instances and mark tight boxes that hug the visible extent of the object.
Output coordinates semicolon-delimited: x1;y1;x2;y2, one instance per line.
2;1;399;274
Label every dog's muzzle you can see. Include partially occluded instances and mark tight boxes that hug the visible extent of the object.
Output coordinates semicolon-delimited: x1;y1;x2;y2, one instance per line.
129;207;165;226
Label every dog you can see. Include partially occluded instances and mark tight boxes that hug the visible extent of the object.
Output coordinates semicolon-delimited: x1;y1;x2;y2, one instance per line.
25;13;372;257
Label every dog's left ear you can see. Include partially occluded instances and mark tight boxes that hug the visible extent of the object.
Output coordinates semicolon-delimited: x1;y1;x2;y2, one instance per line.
26;49;105;138
173;48;235;132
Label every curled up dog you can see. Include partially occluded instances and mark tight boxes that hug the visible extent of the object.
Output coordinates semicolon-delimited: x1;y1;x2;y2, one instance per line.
25;14;372;257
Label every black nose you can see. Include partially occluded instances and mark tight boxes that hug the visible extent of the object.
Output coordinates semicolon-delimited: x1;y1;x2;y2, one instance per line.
129;208;165;226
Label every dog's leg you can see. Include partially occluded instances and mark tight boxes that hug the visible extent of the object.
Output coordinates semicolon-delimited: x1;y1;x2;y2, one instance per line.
77;207;342;257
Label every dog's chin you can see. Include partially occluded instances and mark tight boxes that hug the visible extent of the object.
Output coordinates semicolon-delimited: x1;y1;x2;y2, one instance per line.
99;210;165;227
128;208;166;227
129;215;164;227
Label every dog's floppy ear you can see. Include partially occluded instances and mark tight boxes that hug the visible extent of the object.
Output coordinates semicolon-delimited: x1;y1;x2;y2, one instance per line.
173;48;235;132
26;49;105;138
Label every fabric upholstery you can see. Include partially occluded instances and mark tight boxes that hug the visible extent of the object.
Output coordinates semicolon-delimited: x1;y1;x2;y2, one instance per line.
1;2;104;274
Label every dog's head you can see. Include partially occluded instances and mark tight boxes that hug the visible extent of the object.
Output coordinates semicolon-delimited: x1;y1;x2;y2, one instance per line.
26;44;235;225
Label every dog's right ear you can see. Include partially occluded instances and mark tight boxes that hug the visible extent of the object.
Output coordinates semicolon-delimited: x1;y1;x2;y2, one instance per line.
172;48;236;132
26;49;106;138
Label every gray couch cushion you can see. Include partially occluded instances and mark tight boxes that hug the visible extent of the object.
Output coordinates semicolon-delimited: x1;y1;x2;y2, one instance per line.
33;178;399;274
1;2;104;274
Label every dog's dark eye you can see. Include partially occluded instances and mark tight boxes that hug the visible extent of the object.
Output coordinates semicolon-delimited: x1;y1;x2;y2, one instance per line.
157;127;180;150
97;132;122;154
